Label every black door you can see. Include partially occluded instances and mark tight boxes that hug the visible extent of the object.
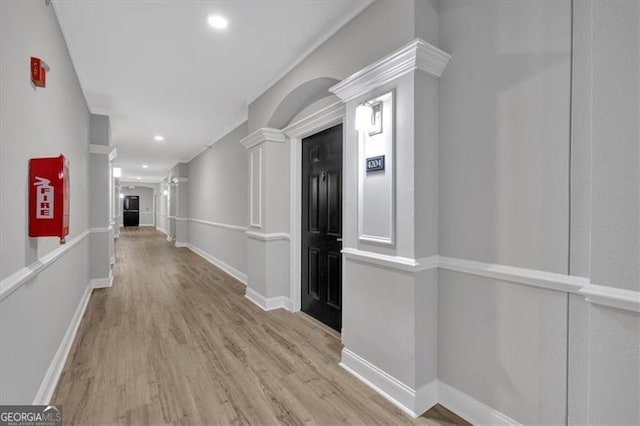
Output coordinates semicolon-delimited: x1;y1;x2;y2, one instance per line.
301;124;343;332
123;195;139;227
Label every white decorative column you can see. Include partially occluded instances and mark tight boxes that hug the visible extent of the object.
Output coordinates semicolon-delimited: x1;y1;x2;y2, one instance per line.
88;114;115;288
329;38;450;417
239;129;291;310
168;181;176;242
173;177;188;247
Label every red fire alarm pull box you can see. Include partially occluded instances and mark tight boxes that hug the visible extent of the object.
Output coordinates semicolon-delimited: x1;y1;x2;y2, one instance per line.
31;57;48;88
29;155;69;244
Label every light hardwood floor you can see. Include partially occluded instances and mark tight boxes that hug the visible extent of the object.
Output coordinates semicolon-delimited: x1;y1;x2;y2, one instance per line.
53;227;468;425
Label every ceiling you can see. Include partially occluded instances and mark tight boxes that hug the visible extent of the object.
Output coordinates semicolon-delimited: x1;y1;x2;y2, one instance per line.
53;0;371;182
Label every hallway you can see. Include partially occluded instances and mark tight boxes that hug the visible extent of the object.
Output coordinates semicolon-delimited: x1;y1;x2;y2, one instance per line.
52;228;465;425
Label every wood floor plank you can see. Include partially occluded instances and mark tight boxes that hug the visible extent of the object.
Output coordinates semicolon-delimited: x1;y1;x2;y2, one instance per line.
52;227;469;425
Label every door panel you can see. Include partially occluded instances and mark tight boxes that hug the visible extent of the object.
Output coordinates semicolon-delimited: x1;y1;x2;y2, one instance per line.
301;124;343;331
123;195;140;227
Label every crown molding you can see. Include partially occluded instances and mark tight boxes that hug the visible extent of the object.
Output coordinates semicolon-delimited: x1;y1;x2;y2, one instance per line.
283;102;346;139
239;128;286;150
329;38;451;103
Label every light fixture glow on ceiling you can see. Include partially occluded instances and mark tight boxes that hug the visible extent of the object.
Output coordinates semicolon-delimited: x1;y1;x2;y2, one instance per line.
154;135;164;141
113;167;122;178
137;176;141;180
208;15;228;29
142;164;148;169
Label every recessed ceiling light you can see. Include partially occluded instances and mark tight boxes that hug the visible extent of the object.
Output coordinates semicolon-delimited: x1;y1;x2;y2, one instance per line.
208;15;228;29
137;176;141;180
154;135;164;141
142;164;148;169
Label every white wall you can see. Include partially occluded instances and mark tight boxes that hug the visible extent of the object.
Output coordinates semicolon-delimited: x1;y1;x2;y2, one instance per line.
187;122;248;278
436;1;572;423
119;183;155;226
0;1;91;404
569;2;640;424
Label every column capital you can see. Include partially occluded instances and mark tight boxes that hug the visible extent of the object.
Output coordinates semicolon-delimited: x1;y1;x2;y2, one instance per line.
239;128;286;150
329;37;451;103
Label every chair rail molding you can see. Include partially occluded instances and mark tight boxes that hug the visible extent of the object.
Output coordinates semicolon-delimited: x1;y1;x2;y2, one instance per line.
329;38;451;103
187;218;247;232
342;248;438;273
245;230;290;242
0;229;91;301
580;284;640;313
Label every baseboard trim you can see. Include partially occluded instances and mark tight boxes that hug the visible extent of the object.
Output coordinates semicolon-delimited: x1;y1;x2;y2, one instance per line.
438;380;521;425
175;241;187;248
33;283;92;404
245;287;292;312
90;270;113;289
340;348;437;418
340;348;518;424
187;243;247;285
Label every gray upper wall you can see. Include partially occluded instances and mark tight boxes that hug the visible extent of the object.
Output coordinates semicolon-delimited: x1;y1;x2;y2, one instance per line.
188;122;249;226
248;0;438;132
437;0;571;274
0;0;91;279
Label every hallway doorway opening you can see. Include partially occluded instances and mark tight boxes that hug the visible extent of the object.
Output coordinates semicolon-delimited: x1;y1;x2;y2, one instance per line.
123;195;140;227
301;124;343;332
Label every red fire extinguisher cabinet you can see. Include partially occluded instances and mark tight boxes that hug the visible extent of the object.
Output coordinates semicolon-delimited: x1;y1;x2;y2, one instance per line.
29;155;69;242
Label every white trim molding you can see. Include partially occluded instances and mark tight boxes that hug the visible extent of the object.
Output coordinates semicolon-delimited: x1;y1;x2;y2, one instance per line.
438;256;588;294
187;243;247;285
0;230;91;301
341;347;520;424
246;231;290;242
239;127;286;150
283;102;346;140
245;287;292;312
89;226;113;233
341;250;640;312
340;348;438;418
187;218;247;232
342;248;438;273
249;148;263;228
438;380;521;426
329;38;451;102
89;143;117;158
33;283;92;405
580;284;640;313
90;270;113;289
171;177;189;184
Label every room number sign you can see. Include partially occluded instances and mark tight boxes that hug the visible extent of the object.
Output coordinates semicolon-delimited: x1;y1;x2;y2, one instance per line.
366;155;385;172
